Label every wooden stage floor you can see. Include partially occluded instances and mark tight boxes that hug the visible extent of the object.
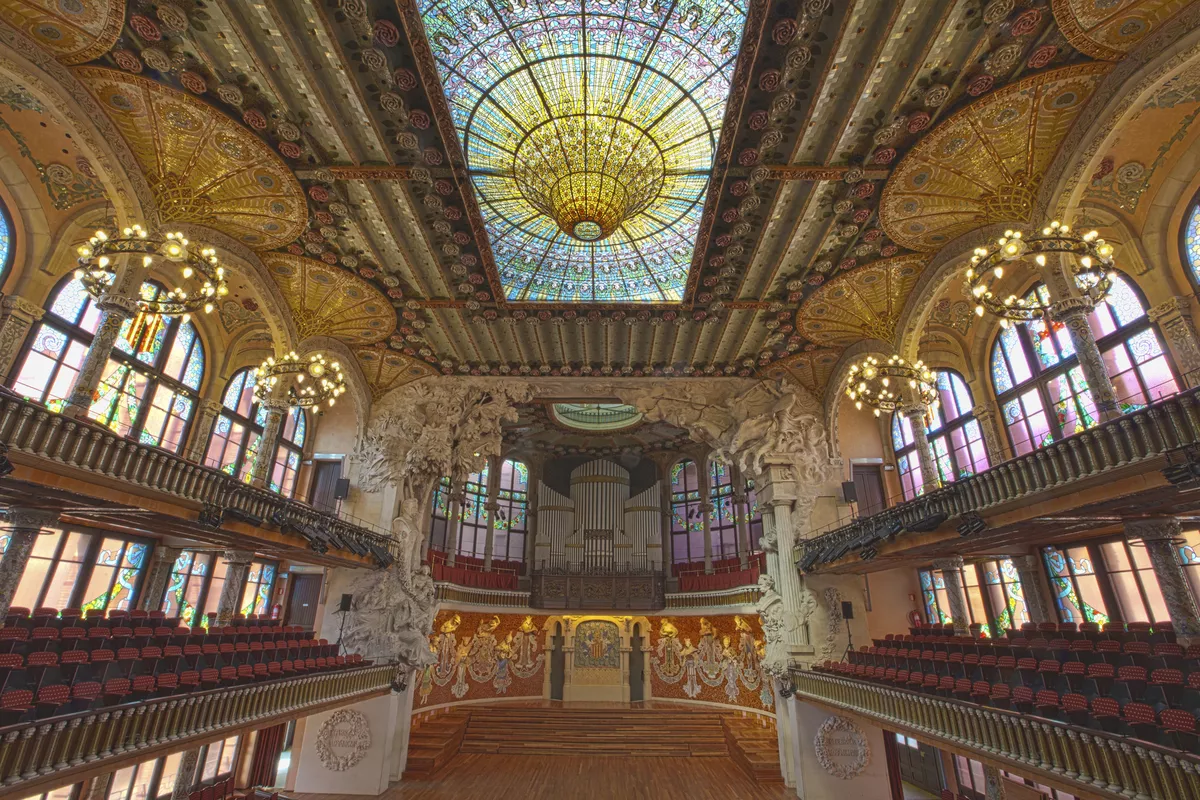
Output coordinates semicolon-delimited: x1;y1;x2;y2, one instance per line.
292;752;795;800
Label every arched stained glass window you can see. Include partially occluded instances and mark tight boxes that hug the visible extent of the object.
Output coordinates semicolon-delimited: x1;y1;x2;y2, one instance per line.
670;459;704;564
1185;200;1200;285
893;370;989;500
457;464;490;558
204;368;306;497
0;194;12;287
989;275;1178;455
10;275;205;453
709;460;739;558
492;459;528;563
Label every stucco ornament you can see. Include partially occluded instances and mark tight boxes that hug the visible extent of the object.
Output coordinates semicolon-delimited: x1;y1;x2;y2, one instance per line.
315;709;372;772
341;562;437;670
814;715;870;779
754;573;816;677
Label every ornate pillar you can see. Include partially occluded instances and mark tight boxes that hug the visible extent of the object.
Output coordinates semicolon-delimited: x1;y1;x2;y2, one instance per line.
483;455;501;571
85;772;113;800
970;403;1008;467
982;764;1008;799
183;399;224;465
249;402;287;489
698;454;714;573
139;546;182;612
759;460;809;657
1126;517;1200;637
444;473;463;567
932;556;970;636
732;464;751;569
524;457;541;569
1010;553;1055;625
215;550;255;625
660;479;676;588
1149;296;1200;389
62;293;138;419
1051;297;1120;422
0;296;45;383
170;748;202;800
901;403;940;494
0;508;57;619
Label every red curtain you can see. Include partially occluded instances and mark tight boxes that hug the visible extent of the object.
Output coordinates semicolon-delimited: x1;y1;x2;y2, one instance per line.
248;723;286;788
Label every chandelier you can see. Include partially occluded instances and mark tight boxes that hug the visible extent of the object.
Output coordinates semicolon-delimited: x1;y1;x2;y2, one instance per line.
845;355;938;417
253;352;347;411
512;115;666;242
76;225;228;316
964;221;1116;322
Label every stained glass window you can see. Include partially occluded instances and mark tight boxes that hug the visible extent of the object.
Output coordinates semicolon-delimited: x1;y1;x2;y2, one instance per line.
417;0;748;302
670;459;705;563
239;559;278;617
891;371;988;501
0;193;12;288
427;476;453;552
11;276;205;453
7;527;150;613
709;460;738;558
457;467;490;558
918;560;1027;637
1043;545;1110;624
989;274;1178;455
1185;201;1200;286
492;458;529;563
204;369;306;498
161;550;216;627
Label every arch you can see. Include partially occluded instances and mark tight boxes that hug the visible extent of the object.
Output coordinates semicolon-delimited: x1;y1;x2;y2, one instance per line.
298;334;373;441
821;338;896;457
890;369;990;500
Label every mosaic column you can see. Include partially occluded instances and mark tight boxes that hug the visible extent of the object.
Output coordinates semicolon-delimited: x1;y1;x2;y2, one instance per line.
1149;296;1200;389
970;402;1008;467
215;550;255;625
170;748;202;800
1051;297;1120;422
183;399;224;465
983;764;1008;799
62;293;138;419
249;402;287;489
698;454;714;573
932;556;970;636
0;295;44;383
901;403;940;494
483;456;501;571
0;508;57;620
1010;553;1055;625
139;546;182;612
444;474;464;568
85;772;113;800
1125;517;1200;637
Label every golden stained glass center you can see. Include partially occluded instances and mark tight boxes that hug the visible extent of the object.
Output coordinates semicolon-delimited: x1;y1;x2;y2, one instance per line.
513;115;666;243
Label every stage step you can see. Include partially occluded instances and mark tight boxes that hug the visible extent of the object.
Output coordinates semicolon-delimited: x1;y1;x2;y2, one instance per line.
403;710;470;779
460;707;730;758
722;715;782;783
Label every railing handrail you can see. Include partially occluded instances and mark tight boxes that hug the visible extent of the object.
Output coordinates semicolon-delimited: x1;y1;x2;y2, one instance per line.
0;392;399;564
799;387;1200;571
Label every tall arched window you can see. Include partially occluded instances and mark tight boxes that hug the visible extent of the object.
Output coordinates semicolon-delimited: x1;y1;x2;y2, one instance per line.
892;370;990;500
990;276;1178;455
204;368;307;496
709;460;739;558
0;193;13;288
492;459;528;563
1184;198;1200;286
670;459;704;563
11;276;205;453
457;464;489;558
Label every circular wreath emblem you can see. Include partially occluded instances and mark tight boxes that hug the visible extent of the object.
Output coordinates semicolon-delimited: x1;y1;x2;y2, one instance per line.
316;709;371;772
814;715;870;780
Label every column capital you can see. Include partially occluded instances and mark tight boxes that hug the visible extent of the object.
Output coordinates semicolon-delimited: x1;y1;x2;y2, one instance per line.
1009;553;1042;569
221;549;256;565
96;293;139;318
1049;296;1095;321
198;398;224;415
0;295;45;321
899;402;929;420
1149;295;1193;322
1;507;58;532
1125;517;1182;542
931;556;965;572
970;404;994;420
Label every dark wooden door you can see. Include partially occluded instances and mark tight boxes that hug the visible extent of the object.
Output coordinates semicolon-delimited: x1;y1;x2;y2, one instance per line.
896;735;943;795
629;626;645;701
285;573;322;628
550;624;565;700
852;464;887;517
308;460;343;513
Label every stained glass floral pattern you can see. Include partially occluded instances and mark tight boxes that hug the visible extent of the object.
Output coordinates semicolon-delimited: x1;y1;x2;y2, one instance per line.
205;369;305;498
892;371;988;500
0;197;10;280
1186;203;1200;284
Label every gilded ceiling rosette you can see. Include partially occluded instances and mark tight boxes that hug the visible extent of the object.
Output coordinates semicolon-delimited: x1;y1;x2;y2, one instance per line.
794;255;928;348
264;253;397;347
1050;0;1193;60
0;0;125;64
879;63;1110;253
74;67;307;251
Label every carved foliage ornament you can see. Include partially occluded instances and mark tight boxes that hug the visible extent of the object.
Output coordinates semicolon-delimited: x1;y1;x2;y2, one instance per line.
814;715;871;780
315;709;371;772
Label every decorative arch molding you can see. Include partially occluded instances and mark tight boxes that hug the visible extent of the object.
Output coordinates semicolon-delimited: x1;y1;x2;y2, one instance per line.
1142;133;1200;294
821;338;895;461
0;19;153;226
8;202;107;301
297;334;373;441
0;135;50;292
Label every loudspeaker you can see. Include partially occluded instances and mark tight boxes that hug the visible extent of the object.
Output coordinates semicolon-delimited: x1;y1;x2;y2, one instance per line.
338;593;353;613
333;478;351;500
841;481;858;503
841;601;855;620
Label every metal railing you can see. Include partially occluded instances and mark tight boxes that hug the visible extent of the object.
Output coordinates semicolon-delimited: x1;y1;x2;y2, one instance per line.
0;663;396;795
0;393;399;564
800;387;1200;571
789;668;1200;800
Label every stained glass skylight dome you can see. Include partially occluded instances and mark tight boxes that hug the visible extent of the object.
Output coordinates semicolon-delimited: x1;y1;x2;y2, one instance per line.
419;0;748;303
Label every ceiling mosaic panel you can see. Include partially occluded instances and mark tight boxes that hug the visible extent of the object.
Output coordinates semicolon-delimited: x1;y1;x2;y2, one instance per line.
0;0;124;64
73;67;307;251
1051;0;1192;60
761;348;841;397
794;255;927;347
416;0;748;303
355;347;435;400
879;63;1110;253
263;253;397;346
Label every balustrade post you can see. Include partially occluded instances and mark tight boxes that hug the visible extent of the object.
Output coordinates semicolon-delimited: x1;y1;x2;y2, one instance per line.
0;508;58;620
902;403;940;495
1125;517;1200;638
1010;553;1056;625
931;556;971;636
215;550;255;625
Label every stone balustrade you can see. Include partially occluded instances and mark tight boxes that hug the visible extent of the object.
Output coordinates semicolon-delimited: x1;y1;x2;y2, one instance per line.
664;585;762;609
789;667;1200;800
433;583;533;607
800;388;1200;572
0;393;398;564
0;663;396;796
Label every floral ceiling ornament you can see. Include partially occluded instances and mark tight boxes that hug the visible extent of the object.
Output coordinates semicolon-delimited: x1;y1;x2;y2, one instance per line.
964;221;1116;322
845;354;937;417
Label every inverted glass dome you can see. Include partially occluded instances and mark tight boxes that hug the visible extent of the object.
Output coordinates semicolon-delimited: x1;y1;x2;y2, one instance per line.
551;403;644;431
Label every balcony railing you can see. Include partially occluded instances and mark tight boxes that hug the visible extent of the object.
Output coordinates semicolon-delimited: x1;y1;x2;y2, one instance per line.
789;668;1200;800
800;387;1200;572
664;585;762;609
0;663;396;796
0;392;398;565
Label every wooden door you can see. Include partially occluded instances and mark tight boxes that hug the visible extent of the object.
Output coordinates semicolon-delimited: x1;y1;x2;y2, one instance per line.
308;460;343;513
549;623;565;700
896;735;943;795
629;625;645;701
852;464;887;517
285;573;322;628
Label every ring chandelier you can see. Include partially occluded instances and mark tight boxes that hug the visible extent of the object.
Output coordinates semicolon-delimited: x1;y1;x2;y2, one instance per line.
964;221;1116;323
76;225;228;317
253;351;347;411
845;355;938;417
